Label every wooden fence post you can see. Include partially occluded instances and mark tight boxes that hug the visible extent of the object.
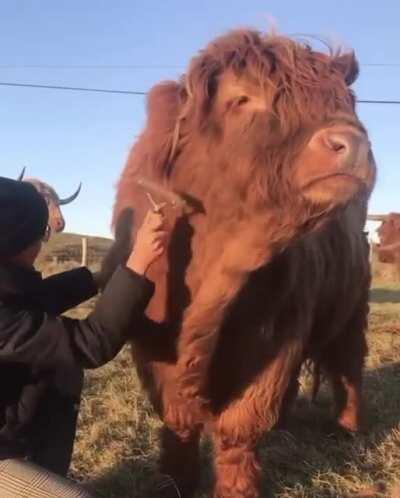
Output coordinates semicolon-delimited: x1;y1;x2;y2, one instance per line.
368;236;374;265
81;237;88;267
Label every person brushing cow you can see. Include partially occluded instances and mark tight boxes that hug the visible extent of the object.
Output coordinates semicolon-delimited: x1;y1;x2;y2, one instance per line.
0;176;168;498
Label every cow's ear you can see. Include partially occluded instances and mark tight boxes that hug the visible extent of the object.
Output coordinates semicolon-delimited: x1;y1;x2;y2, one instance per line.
144;81;184;173
146;81;182;134
332;51;359;86
112;82;183;228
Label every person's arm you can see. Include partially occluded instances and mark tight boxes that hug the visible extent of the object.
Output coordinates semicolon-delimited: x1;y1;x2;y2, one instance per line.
0;266;154;370
65;265;156;367
36;208;167;315
0;210;167;370
35;267;98;315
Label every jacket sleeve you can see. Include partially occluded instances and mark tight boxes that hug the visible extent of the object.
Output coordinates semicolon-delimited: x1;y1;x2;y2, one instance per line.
36;267;98;315
0;266;155;370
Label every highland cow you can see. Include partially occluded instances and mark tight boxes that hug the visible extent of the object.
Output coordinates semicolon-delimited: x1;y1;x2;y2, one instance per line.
368;213;400;264
17;167;81;236
103;29;376;498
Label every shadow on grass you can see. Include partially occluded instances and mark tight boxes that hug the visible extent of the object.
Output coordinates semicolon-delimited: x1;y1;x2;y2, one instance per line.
259;361;400;497
370;288;400;304
88;362;400;498
85;458;158;498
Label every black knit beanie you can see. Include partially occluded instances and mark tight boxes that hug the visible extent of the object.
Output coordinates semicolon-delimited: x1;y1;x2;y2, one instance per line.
0;177;49;258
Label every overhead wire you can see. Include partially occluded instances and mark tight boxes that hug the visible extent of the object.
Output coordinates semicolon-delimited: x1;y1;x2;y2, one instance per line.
0;81;399;104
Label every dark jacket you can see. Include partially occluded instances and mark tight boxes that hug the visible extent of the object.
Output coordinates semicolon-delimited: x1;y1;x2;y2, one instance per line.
0;263;154;460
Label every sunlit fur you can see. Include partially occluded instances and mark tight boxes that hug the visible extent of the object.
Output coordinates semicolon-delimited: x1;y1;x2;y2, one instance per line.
375;213;400;263
103;29;376;498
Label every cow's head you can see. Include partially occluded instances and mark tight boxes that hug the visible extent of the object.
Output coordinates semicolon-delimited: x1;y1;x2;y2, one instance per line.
18;168;81;236
144;30;376;225
367;213;400;263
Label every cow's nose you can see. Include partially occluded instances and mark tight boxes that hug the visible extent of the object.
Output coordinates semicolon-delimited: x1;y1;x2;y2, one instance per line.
324;133;352;154
310;126;370;170
55;219;65;232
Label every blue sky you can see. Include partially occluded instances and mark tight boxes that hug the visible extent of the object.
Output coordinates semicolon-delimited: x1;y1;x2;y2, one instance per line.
1;1;399;237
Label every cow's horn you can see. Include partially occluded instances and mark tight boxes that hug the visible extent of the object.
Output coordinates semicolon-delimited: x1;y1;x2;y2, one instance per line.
17;167;26;181
367;214;387;222
59;183;82;205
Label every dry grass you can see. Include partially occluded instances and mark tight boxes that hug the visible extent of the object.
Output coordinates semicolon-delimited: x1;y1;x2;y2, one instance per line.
38;235;400;498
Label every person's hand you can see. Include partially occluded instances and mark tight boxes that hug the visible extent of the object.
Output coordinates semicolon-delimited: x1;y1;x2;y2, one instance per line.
127;210;167;275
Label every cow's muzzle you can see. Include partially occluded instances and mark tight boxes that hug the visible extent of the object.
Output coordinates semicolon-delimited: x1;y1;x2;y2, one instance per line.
308;124;371;173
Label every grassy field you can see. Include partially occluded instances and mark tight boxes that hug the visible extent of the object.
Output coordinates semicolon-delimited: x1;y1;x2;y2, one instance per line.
37;234;400;498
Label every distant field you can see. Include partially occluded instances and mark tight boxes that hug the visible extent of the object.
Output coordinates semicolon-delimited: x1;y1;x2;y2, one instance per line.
36;232;112;274
39;235;400;498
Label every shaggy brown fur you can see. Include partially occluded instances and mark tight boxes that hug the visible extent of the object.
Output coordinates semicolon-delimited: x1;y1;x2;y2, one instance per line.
103;29;376;498
373;213;400;264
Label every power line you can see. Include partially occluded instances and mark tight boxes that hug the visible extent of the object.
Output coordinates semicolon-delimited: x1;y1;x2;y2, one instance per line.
1;63;400;69
358;99;400;105
0;81;399;105
0;64;183;69
0;81;146;95
363;63;400;67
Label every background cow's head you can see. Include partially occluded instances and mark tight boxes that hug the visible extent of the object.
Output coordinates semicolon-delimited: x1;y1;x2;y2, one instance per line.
141;29;376;225
367;213;400;263
18;167;81;237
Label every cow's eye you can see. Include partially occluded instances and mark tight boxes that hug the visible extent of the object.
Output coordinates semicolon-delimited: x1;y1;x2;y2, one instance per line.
225;95;251;112
236;95;250;106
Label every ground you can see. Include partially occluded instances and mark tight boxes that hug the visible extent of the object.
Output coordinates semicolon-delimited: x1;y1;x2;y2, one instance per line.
37;234;400;498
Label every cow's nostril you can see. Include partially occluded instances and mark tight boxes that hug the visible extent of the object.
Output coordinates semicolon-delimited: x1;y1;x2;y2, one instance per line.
56;220;65;231
306;126;371;173
324;134;349;154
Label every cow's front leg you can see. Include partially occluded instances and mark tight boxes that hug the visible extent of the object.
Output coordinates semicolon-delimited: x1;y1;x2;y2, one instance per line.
157;426;201;498
212;437;260;498
209;338;303;498
164;219;278;436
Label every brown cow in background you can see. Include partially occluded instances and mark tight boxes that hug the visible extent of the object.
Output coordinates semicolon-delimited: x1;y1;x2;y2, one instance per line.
368;213;400;264
102;29;376;498
17;167;81;237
